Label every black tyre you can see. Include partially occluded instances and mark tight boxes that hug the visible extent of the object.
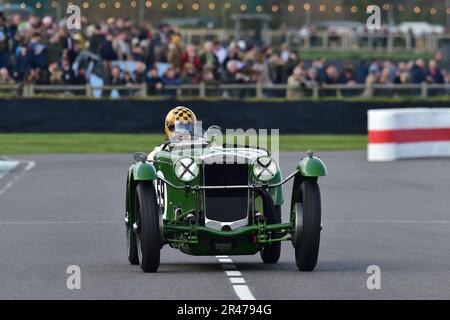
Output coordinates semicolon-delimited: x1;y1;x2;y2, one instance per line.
135;182;161;273
260;205;282;264
293;180;321;271
126;211;139;265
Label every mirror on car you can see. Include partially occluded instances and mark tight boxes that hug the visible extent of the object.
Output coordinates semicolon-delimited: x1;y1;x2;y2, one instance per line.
133;152;148;163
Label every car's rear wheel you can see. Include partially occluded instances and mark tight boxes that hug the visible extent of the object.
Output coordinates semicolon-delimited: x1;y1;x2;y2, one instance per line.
293;180;321;271
135;182;161;273
260;205;282;264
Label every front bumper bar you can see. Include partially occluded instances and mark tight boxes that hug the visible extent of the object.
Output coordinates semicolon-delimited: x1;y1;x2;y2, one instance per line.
165;223;293;238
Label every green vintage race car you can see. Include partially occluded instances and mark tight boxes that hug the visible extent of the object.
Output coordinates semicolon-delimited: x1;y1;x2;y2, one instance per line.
125;129;327;273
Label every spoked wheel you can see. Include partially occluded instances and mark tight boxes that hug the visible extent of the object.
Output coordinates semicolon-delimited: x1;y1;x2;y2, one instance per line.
135;182;161;273
260;205;282;264
292;179;321;271
126;211;139;265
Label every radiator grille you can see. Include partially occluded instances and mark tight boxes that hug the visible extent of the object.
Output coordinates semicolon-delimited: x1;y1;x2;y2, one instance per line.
203;162;249;223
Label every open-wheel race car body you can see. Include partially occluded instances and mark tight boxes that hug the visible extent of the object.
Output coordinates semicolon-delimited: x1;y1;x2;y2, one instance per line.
125;130;327;273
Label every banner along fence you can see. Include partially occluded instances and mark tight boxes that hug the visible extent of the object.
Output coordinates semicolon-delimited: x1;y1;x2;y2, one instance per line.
1;98;450;134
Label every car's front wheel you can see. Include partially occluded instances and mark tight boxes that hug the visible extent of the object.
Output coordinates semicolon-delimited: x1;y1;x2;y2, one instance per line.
135;182;161;273
126;211;139;265
260;205;282;264
293;180;321;271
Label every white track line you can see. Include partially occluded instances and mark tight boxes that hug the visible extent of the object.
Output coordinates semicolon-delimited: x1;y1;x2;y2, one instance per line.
215;255;256;300
0;161;19;179
225;271;242;277
0;160;35;196
230;277;246;284
232;285;256;300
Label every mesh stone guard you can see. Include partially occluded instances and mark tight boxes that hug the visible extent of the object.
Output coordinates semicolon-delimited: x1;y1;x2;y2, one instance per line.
156;169;299;191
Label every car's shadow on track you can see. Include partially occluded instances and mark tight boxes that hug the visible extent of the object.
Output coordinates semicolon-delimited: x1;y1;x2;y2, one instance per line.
153;258;439;274
235;261;374;273
150;263;224;274
116;259;423;275
154;261;365;273
122;261;372;274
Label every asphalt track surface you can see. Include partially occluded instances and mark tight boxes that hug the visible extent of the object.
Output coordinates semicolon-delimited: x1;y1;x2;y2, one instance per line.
0;152;449;300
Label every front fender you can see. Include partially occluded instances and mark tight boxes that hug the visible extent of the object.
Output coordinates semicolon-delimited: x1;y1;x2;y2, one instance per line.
290;156;326;221
126;162;157;227
297;156;327;177
131;162;157;181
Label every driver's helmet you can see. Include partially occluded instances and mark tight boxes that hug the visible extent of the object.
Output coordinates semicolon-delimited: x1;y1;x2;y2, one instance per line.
165;106;197;141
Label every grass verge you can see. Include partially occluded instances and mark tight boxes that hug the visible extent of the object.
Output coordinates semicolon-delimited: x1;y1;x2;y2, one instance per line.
0;134;366;154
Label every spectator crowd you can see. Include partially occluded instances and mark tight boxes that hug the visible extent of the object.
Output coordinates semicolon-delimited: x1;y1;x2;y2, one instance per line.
0;12;449;98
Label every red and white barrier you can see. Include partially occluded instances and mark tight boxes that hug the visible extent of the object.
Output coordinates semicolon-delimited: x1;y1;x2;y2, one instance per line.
368;108;450;161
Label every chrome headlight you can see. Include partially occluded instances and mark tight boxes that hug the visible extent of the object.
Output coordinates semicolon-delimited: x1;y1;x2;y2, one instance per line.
174;158;199;182
253;156;277;182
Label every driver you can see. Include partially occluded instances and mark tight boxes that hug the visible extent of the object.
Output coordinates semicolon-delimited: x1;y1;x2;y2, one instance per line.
148;107;198;161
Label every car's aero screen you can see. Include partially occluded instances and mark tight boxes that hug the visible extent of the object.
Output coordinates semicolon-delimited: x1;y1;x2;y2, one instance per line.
203;163;248;223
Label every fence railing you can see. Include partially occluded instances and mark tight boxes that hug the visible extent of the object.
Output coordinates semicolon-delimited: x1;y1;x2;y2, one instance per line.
4;83;147;98
1;82;450;99
180;29;450;53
